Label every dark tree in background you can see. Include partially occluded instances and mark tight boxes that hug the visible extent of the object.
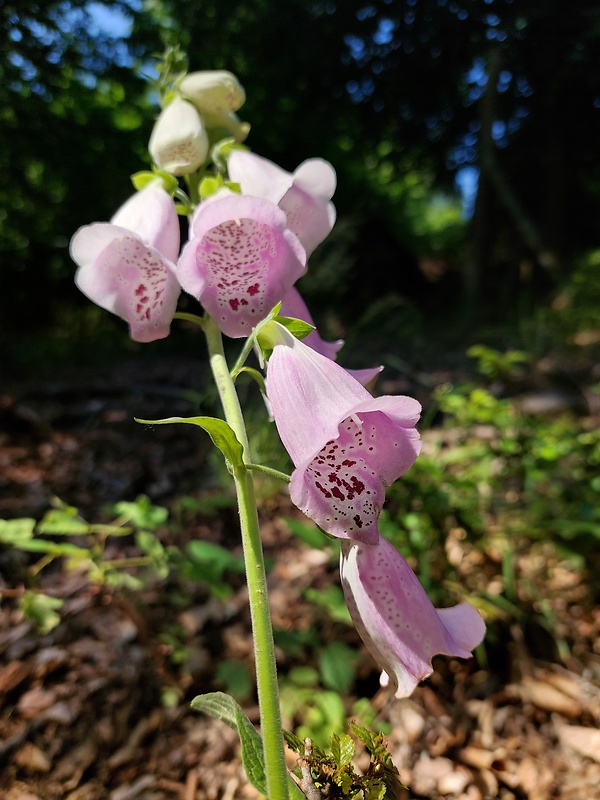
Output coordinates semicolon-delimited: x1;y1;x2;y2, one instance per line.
2;0;600;354
0;1;150;335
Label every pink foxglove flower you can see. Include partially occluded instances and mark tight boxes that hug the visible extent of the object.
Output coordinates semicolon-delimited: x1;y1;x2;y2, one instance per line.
265;325;420;543
177;194;306;338
70;185;181;343
149;97;209;176
228;151;336;255
281;287;382;386
340;535;486;698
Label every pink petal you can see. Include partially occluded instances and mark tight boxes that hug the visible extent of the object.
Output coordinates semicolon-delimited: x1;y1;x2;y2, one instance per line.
279;184;336;256
293;159;337;201
340;536;486;698
111;185;180;262
177;195;306;338
227;150;293;204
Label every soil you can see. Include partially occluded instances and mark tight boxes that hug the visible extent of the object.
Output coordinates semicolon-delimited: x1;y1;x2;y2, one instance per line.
1;356;600;800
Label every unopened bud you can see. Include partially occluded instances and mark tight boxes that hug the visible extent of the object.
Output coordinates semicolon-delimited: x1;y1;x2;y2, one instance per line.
149;97;209;175
180;70;246;116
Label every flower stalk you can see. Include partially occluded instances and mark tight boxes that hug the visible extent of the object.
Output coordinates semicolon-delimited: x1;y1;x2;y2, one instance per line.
204;315;289;800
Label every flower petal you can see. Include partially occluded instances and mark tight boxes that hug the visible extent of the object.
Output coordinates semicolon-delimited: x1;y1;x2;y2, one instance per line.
177;195;306;338
340;536;486;698
111;185;180;262
227;150;293;205
293;159;337;202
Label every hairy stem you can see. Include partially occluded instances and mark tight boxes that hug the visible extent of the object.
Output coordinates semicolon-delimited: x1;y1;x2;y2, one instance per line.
204;315;289;800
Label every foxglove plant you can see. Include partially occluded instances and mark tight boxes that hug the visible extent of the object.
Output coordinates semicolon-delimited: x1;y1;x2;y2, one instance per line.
70;52;485;800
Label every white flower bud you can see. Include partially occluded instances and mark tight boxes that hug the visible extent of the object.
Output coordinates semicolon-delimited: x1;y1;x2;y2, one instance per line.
149;97;209;176
180;70;246;116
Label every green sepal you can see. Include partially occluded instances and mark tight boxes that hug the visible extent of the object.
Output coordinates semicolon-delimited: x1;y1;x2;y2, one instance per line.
199;173;241;200
199;174;224;200
255;311;314;361
212;138;249;172
191;692;266;795
135;415;244;471
274;315;315;341
130;168;179;195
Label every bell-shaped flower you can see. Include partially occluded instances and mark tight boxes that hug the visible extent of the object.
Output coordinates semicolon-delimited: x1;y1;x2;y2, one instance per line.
149;97;209;176
180;70;246;116
264;324;421;543
228;151;336;255
340;535;486;698
281;287;382;386
176;194;306;338
70;185;181;343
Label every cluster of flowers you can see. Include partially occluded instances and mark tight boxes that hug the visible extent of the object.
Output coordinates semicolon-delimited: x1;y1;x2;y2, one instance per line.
70;70;485;699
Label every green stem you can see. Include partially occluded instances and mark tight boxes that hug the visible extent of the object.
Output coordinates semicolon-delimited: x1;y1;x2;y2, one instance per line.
231;332;259;380
204;315;289;800
246;463;291;484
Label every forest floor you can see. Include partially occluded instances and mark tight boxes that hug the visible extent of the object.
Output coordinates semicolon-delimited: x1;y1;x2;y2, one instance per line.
1;353;600;800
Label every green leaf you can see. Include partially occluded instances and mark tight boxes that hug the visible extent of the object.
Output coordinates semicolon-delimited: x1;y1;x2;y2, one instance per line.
135;530;169;578
284;518;327;549
305;584;352;625
20;591;64;634
112;496;168;530
338;734;355;766
38;507;89;535
136;416;244;470
282;729;306;756
215;660;253;702
330;732;341;763
186;539;245;575
0;518;36;546
191;692;266;795
319;642;358;693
